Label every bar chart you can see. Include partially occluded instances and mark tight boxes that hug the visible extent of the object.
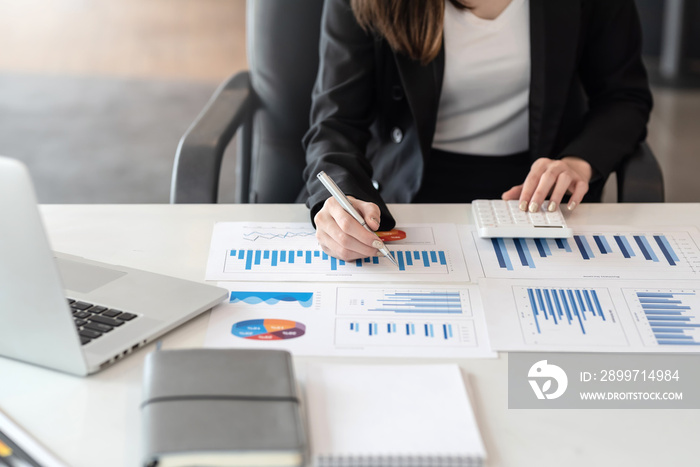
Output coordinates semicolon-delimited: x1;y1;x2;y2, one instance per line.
514;286;629;346
335;318;477;348
208;222;470;282
476;227;700;279
623;288;700;347
205;282;494;358
336;287;470;316
224;248;450;274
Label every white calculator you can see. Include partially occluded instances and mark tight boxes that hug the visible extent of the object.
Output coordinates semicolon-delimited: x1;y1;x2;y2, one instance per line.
471;199;573;238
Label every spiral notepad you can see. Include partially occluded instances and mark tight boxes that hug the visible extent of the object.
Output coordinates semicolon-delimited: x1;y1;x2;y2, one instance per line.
305;364;485;467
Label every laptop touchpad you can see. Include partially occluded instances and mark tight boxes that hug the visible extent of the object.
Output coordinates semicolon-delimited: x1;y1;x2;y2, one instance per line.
56;258;127;294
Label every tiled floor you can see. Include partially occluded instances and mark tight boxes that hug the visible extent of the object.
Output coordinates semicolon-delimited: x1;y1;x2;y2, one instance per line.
0;0;698;203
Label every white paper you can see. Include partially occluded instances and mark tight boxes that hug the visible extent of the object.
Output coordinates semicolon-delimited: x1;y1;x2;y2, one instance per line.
480;278;700;352
204;282;496;358
460;224;700;280
0;409;69;467
305;364;486;460
205;222;470;282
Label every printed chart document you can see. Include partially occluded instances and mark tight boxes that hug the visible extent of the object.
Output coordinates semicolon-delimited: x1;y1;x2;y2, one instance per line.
304;364;486;467
204;282;495;358
460;224;700;280
206;222;469;282
480;278;700;352
0;408;69;467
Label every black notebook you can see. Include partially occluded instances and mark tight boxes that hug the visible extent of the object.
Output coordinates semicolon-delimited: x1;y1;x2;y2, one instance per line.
141;348;307;467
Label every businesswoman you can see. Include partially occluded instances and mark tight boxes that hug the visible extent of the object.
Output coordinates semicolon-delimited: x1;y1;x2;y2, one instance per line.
302;0;652;260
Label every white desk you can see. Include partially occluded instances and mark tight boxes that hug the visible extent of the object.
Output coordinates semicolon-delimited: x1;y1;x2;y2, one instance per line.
1;203;699;467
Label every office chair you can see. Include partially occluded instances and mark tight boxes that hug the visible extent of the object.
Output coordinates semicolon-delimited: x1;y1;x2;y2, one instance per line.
170;0;664;205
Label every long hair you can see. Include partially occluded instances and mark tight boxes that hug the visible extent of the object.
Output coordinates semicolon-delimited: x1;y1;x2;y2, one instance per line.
350;0;468;65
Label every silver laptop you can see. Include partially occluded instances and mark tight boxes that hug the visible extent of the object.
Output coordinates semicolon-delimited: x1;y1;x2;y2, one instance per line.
0;156;228;376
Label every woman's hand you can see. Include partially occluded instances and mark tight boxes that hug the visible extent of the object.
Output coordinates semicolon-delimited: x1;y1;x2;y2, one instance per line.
314;196;384;261
502;156;593;212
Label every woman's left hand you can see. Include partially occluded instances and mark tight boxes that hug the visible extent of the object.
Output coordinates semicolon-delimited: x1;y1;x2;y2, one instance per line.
502;156;593;212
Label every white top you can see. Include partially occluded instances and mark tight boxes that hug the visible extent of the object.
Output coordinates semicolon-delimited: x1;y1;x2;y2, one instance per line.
432;0;531;155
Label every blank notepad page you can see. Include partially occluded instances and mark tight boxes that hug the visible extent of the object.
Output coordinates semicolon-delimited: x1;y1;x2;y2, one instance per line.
305;364;485;466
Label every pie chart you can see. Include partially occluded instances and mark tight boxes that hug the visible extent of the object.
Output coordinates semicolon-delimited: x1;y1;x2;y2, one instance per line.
231;319;306;340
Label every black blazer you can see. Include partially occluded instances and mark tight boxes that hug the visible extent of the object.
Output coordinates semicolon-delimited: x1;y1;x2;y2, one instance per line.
301;0;653;230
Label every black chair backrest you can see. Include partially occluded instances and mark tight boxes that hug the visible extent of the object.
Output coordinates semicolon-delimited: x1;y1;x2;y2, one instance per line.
246;0;325;202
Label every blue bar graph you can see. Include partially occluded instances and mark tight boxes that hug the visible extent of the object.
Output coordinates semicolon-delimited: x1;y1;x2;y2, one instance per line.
489;233;684;271
634;236;659;262
654;235;678;266
491;238;514;270
635;291;700;346
594;235;611;254
368;291;463;314
396;251;405;270
534;238;553;258
347;320;456;341
226;248;450;272
526;287;607;336
517;286;629;346
514;238;535;268
574;235;595;260
555;238;572;252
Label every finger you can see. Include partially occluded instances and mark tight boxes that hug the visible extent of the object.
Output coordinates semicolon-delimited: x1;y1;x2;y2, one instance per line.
518;158;550;211
546;172;573;212
324;198;379;247
327;216;382;258
502;184;523;201
529;167;563;212
313;201;335;234
315;198;379;258
566;180;589;211
351;198;382;231
316;227;378;261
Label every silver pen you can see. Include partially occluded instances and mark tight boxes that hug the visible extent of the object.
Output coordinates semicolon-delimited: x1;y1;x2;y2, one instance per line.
316;171;400;268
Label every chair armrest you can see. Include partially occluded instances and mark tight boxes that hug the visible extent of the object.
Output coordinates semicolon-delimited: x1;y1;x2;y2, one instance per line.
616;141;665;203
170;71;256;203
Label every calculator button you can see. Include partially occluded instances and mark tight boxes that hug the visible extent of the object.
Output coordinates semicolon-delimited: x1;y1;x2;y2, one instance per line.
529;213;546;223
472;199;573;238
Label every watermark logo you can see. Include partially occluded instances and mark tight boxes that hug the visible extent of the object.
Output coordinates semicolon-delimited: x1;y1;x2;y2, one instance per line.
528;360;568;400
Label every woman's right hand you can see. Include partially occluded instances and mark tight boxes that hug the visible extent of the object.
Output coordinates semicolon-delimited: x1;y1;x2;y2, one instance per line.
314;196;384;261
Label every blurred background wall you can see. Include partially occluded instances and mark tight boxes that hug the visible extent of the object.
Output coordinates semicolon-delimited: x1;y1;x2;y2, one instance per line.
0;0;698;204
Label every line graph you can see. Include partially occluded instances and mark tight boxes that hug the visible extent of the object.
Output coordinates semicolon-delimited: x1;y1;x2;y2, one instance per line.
229;291;314;308
242;229;316;242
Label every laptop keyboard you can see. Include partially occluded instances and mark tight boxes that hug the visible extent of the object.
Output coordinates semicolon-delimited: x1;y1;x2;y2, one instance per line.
68;298;138;345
